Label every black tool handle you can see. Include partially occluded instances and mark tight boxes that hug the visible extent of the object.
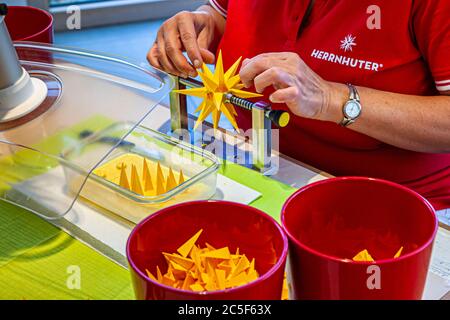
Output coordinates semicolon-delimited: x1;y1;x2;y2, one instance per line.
0;4;7;16
266;110;290;128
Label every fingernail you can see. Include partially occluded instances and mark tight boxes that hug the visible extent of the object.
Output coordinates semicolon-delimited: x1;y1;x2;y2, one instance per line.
181;73;188;79
269;95;275;102
194;59;201;68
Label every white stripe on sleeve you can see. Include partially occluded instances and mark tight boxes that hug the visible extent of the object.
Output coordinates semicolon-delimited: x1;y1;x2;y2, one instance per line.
209;0;227;17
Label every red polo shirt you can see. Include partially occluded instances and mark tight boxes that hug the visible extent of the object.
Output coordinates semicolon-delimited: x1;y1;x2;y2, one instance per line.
210;0;450;210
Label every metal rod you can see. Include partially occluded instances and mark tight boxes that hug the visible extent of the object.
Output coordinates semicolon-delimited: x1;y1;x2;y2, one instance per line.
169;75;188;133
179;77;203;88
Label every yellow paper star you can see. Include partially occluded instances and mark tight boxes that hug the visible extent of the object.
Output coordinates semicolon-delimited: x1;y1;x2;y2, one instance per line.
173;51;263;130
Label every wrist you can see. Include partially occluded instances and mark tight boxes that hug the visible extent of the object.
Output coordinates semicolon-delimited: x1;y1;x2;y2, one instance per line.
320;82;348;123
197;5;226;36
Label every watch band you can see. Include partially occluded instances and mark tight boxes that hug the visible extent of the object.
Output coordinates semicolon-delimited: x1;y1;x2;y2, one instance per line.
348;83;360;101
339;84;361;127
340;117;354;127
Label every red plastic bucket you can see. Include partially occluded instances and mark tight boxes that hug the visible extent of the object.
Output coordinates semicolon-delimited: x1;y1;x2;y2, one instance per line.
127;200;288;300
281;177;438;300
5;6;53;43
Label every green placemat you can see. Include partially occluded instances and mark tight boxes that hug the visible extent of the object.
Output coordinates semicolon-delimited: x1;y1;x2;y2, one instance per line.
0;119;296;299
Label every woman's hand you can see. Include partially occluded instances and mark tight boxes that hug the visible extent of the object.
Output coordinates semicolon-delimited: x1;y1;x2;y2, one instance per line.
239;52;343;122
240;53;450;153
147;6;226;78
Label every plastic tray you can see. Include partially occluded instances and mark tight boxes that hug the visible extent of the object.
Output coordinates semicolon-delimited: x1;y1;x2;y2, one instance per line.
62;122;220;223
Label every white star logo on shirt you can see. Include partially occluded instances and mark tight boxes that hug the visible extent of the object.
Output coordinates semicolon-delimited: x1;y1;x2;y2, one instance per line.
340;34;357;52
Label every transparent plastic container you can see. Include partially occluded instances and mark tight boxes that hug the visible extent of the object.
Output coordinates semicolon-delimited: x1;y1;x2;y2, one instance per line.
61;122;220;223
0;42;179;219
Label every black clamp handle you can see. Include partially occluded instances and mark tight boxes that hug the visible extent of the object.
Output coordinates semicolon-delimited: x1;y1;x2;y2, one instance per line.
266;109;290;128
0;3;7;16
225;94;290;128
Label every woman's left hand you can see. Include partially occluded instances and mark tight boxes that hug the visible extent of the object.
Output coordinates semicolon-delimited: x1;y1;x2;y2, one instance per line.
239;52;343;122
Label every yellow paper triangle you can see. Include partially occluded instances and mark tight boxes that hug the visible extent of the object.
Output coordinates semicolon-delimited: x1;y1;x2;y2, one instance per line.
201;247;231;260
166;167;178;191
220;102;239;130
178;170;185;184
130;164;144;195
224;56;242;80
143;159;153;192
352;249;374;262
194;100;206;114
146;269;157;281
225;74;241;89
119;165;130;190
213;92;224;110
182;273;195;290
229;255;250;279
177;229;203;258
202;63;214;77
198;70;218;91
214;50;225;86
194;102;214;129
163;253;194;270
394;246;403;258
226;272;248;288
155;162;165;195
173;87;208;98
190;283;204;292
156;266;163;282
216;269;226;290
229;88;263;99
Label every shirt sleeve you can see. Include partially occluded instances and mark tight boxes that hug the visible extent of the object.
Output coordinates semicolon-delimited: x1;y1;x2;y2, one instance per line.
412;0;450;92
209;0;228;17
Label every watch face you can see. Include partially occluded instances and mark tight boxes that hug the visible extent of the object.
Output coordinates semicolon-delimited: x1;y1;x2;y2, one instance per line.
344;101;361;119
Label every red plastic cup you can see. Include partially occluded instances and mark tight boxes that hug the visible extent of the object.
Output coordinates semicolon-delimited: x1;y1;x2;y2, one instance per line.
5;6;54;43
281;177;438;300
127;200;288;300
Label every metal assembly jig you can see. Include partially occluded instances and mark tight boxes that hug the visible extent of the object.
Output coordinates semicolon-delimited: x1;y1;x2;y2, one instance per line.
169;76;290;175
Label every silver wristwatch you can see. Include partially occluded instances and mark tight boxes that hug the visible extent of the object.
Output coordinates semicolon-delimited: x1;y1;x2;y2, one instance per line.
339;84;362;127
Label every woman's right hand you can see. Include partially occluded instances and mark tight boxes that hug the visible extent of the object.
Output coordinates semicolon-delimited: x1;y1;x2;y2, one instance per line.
147;6;225;78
